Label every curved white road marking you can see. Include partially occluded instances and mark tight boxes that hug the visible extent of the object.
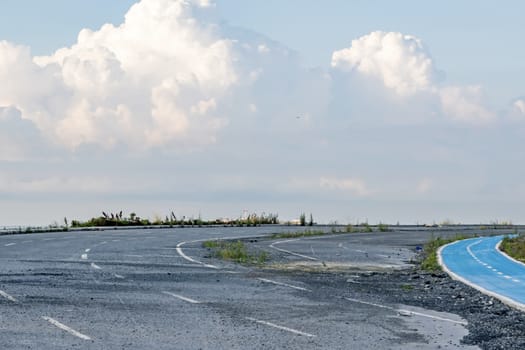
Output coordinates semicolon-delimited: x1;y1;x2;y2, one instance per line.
42;316;92;340
257;278;311;292
269;239;319;261
245;317;316;337
344;297;467;325
162;291;201;304
175;233;317;269
0;290;18;303
176;242;218;269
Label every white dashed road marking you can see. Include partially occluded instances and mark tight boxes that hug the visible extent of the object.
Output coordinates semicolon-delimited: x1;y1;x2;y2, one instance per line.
114;274;125;279
466;240;522;283
0;290;18;303
162;291;201;304
269;240;319;261
257;278;311;292
245;317;316;337
345;297;468;325
4;243;15;247
42;316;92;341
90;263;102;270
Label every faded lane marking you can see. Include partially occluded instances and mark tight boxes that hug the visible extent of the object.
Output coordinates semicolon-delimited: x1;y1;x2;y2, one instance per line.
114;274;125;279
345;297;467;325
22;240;32;243
123;254;144;258
269;239;319;261
0;290;18;303
90;263;102;270
42;316;92;341
162;291;201;304
245;317;316;337
4;243;15;247
257;278;311;292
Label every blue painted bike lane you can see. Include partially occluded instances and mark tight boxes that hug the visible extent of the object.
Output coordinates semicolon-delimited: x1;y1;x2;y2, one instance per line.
439;235;525;310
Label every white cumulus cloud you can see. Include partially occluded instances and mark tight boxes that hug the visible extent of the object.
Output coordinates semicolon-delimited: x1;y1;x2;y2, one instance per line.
331;31;435;97
331;31;495;125
1;0;237;151
513;99;525;115
439;86;495;123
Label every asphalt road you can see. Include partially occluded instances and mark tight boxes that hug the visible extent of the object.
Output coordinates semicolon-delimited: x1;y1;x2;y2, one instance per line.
0;226;509;349
440;235;525;310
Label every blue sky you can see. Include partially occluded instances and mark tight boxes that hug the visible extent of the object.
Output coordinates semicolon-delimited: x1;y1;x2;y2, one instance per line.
0;0;524;226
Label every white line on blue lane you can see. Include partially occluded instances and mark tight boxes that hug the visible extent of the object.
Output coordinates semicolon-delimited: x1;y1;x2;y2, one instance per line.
439;235;525;310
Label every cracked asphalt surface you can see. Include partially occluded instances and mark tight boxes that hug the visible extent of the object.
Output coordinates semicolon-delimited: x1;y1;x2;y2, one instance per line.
0;225;523;349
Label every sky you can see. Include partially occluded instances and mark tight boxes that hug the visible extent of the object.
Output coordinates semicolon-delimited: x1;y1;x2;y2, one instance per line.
0;0;524;226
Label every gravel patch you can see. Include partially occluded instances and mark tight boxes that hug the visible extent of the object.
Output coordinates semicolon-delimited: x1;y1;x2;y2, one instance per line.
291;268;525;350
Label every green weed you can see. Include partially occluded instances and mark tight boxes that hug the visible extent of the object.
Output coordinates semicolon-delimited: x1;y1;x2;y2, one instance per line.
202;240;267;265
500;235;525;263
420;235;471;271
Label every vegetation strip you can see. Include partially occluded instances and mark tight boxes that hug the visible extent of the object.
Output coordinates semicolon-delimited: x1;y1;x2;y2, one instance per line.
203;240;268;264
269;224;389;240
500;235;525;263
421;235;472;271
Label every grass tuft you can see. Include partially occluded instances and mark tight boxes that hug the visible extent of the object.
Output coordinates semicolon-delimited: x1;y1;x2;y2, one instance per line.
270;229;327;240
420;235;471;271
500;235;525;263
203;240;268;265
